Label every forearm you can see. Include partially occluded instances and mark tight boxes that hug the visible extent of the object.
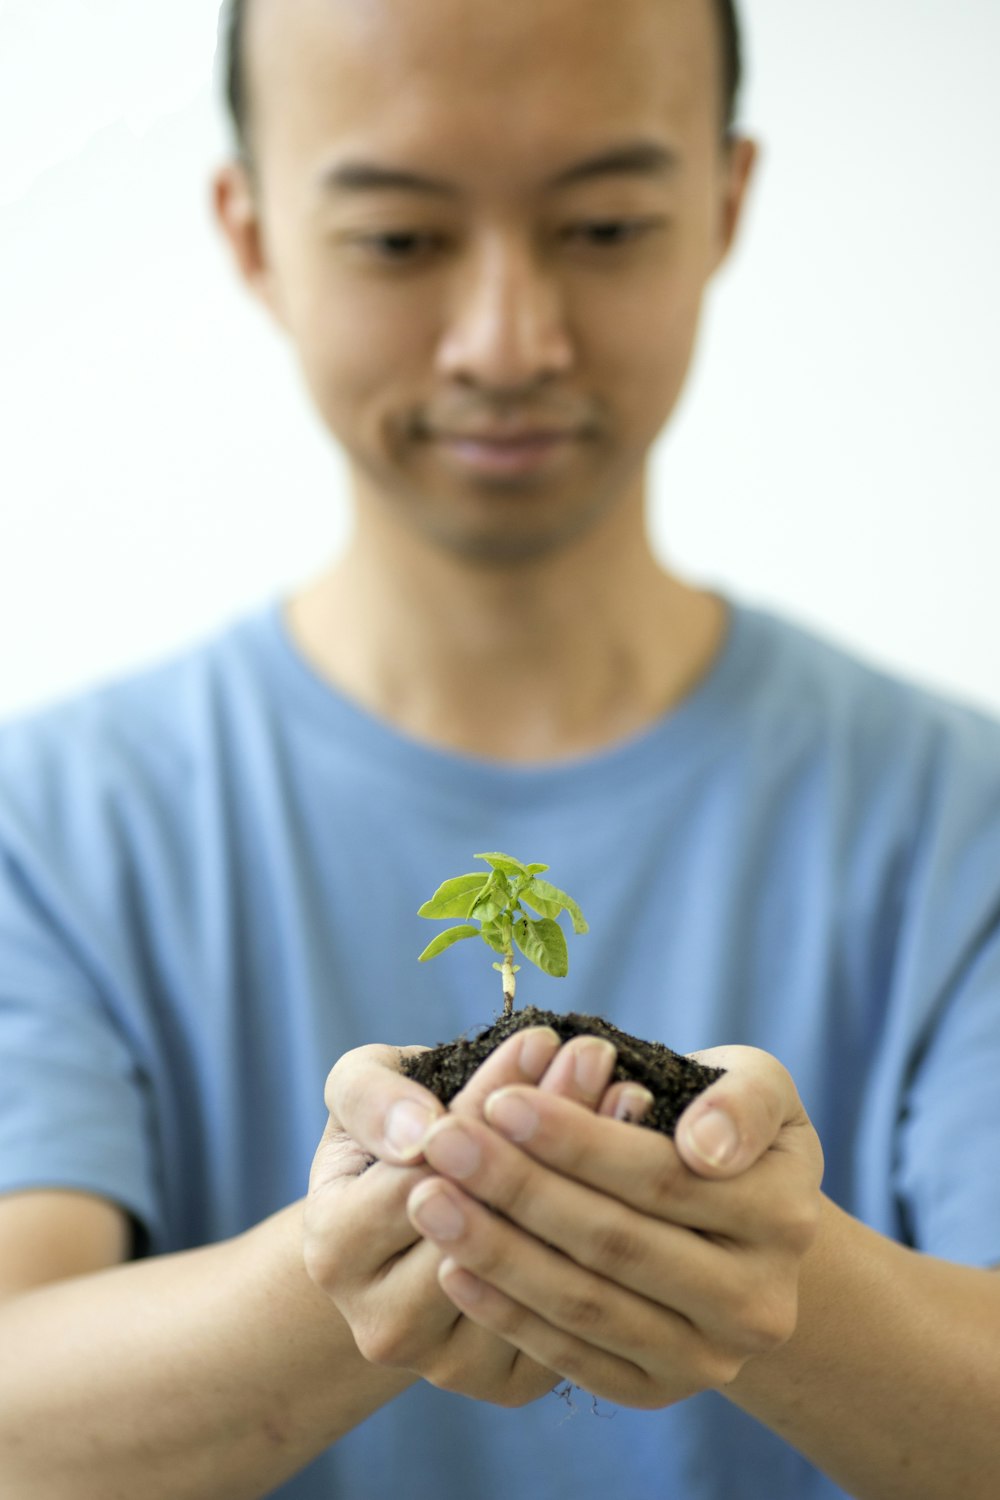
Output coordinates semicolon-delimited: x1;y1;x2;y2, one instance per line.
728;1195;1000;1500
0;1200;414;1500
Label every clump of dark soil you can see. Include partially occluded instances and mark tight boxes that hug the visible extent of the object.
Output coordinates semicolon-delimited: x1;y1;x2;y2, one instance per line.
401;1004;724;1136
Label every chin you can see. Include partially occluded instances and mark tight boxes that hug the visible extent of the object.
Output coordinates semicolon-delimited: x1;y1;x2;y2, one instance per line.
416;499;618;568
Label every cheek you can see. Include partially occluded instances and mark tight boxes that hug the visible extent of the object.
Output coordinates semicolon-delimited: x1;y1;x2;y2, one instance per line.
291;280;436;436
584;279;704;434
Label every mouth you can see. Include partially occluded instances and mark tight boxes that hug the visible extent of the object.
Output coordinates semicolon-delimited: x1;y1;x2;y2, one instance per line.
433;431;579;476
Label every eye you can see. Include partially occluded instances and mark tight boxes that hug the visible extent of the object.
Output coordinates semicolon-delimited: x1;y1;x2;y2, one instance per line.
354;231;445;262
565;220;661;248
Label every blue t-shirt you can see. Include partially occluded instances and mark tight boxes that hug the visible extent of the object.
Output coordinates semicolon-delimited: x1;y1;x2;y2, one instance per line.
1;593;999;1500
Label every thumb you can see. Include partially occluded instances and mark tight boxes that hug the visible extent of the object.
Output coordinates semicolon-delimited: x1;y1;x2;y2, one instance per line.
323;1027;563;1166
674;1045;811;1179
325;1042;446;1165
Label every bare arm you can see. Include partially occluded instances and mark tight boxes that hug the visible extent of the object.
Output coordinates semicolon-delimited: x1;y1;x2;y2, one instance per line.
0;1028;593;1496
728;1195;1000;1500
0;1191;413;1500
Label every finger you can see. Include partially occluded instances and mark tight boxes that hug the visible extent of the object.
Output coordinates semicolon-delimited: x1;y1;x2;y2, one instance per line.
447;1027;562;1121
309;1157;560;1405
406;1176;707;1405
412;1117;813;1363
314;1199;471;1378
418;1308;559;1406
308;1157;431;1283
308;1114;378;1195
484;1086;703;1220
395;1286;558;1405
325;1042;458;1164
483;1085;821;1244
535;1035;618;1109
479;1086;779;1236
365;1245;561;1406
598;1081;655;1123
436;1260;661;1408
416;1112;734;1321
674;1046;814;1179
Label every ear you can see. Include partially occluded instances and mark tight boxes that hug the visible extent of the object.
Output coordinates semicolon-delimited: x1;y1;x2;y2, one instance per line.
712;134;760;270
211;160;289;330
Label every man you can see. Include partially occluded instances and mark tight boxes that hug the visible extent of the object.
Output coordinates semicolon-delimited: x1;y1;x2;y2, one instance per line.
0;0;998;1496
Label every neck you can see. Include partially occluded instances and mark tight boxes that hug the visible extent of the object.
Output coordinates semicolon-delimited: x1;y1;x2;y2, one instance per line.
285;481;726;762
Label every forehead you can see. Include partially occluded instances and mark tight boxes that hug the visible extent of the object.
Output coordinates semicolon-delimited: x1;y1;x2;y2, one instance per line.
247;0;719;184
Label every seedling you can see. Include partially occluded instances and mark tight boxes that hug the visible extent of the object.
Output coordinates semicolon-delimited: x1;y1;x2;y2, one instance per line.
418;852;588;1018
409;851;723;1136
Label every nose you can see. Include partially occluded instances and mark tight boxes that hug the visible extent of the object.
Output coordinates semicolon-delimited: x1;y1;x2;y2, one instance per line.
435;231;575;392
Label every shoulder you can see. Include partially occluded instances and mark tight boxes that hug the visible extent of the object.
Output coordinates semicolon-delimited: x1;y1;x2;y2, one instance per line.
736;604;1000;917
0;607;275;860
740;601;1000;791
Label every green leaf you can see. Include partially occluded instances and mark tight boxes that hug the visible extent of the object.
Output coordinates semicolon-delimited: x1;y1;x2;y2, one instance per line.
471;893;503;923
418;925;481;962
474;852;529;878
479;921;508;954
529;879;589;935
526;863;550;875
418;874;489;920
513;917;569;978
518;881;562;920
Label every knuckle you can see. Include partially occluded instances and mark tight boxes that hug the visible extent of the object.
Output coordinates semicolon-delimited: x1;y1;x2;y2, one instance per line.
548;1336;591;1386
704;1348;748;1389
682;1327;750;1391
555;1287;608;1335
425;1350;483;1396
464;1231;507;1287
352;1313;415;1369
760;1177;821;1255
647;1148;684;1207
492;1356;552;1409
625;1373;675;1410
586;1221;644;1279
498;1157;542;1223
302;1235;338;1294
475;1289;523;1342
426;1328;545;1408
727;1278;799;1356
758;1278;800;1346
781;1191;822;1255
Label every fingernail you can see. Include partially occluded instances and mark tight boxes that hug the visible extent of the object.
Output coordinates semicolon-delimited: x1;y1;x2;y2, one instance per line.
423;1121;481;1179
439;1259;484;1303
519;1027;560;1078
575;1038;616;1095
411;1185;465;1241
486;1088;539;1143
687;1108;739;1167
615;1085;654;1123
385;1099;436;1158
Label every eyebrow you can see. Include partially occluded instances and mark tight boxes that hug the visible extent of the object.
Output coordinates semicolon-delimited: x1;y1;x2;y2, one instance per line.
316;141;682;198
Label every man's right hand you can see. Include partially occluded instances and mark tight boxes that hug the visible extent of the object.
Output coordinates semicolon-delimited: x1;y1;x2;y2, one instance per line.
303;1027;645;1405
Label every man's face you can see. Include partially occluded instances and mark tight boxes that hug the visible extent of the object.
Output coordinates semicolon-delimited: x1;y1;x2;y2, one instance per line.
220;0;755;564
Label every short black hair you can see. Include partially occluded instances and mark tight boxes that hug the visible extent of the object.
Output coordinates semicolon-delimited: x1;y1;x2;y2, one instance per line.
220;0;743;168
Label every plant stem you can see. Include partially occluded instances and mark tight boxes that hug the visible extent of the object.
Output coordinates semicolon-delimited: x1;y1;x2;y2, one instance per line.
500;949;517;1018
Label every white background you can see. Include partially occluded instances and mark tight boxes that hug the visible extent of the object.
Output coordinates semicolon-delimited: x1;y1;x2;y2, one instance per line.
1;0;997;720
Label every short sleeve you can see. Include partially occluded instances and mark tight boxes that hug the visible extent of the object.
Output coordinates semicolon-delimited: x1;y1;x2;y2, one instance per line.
894;918;1000;1267
0;843;162;1247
